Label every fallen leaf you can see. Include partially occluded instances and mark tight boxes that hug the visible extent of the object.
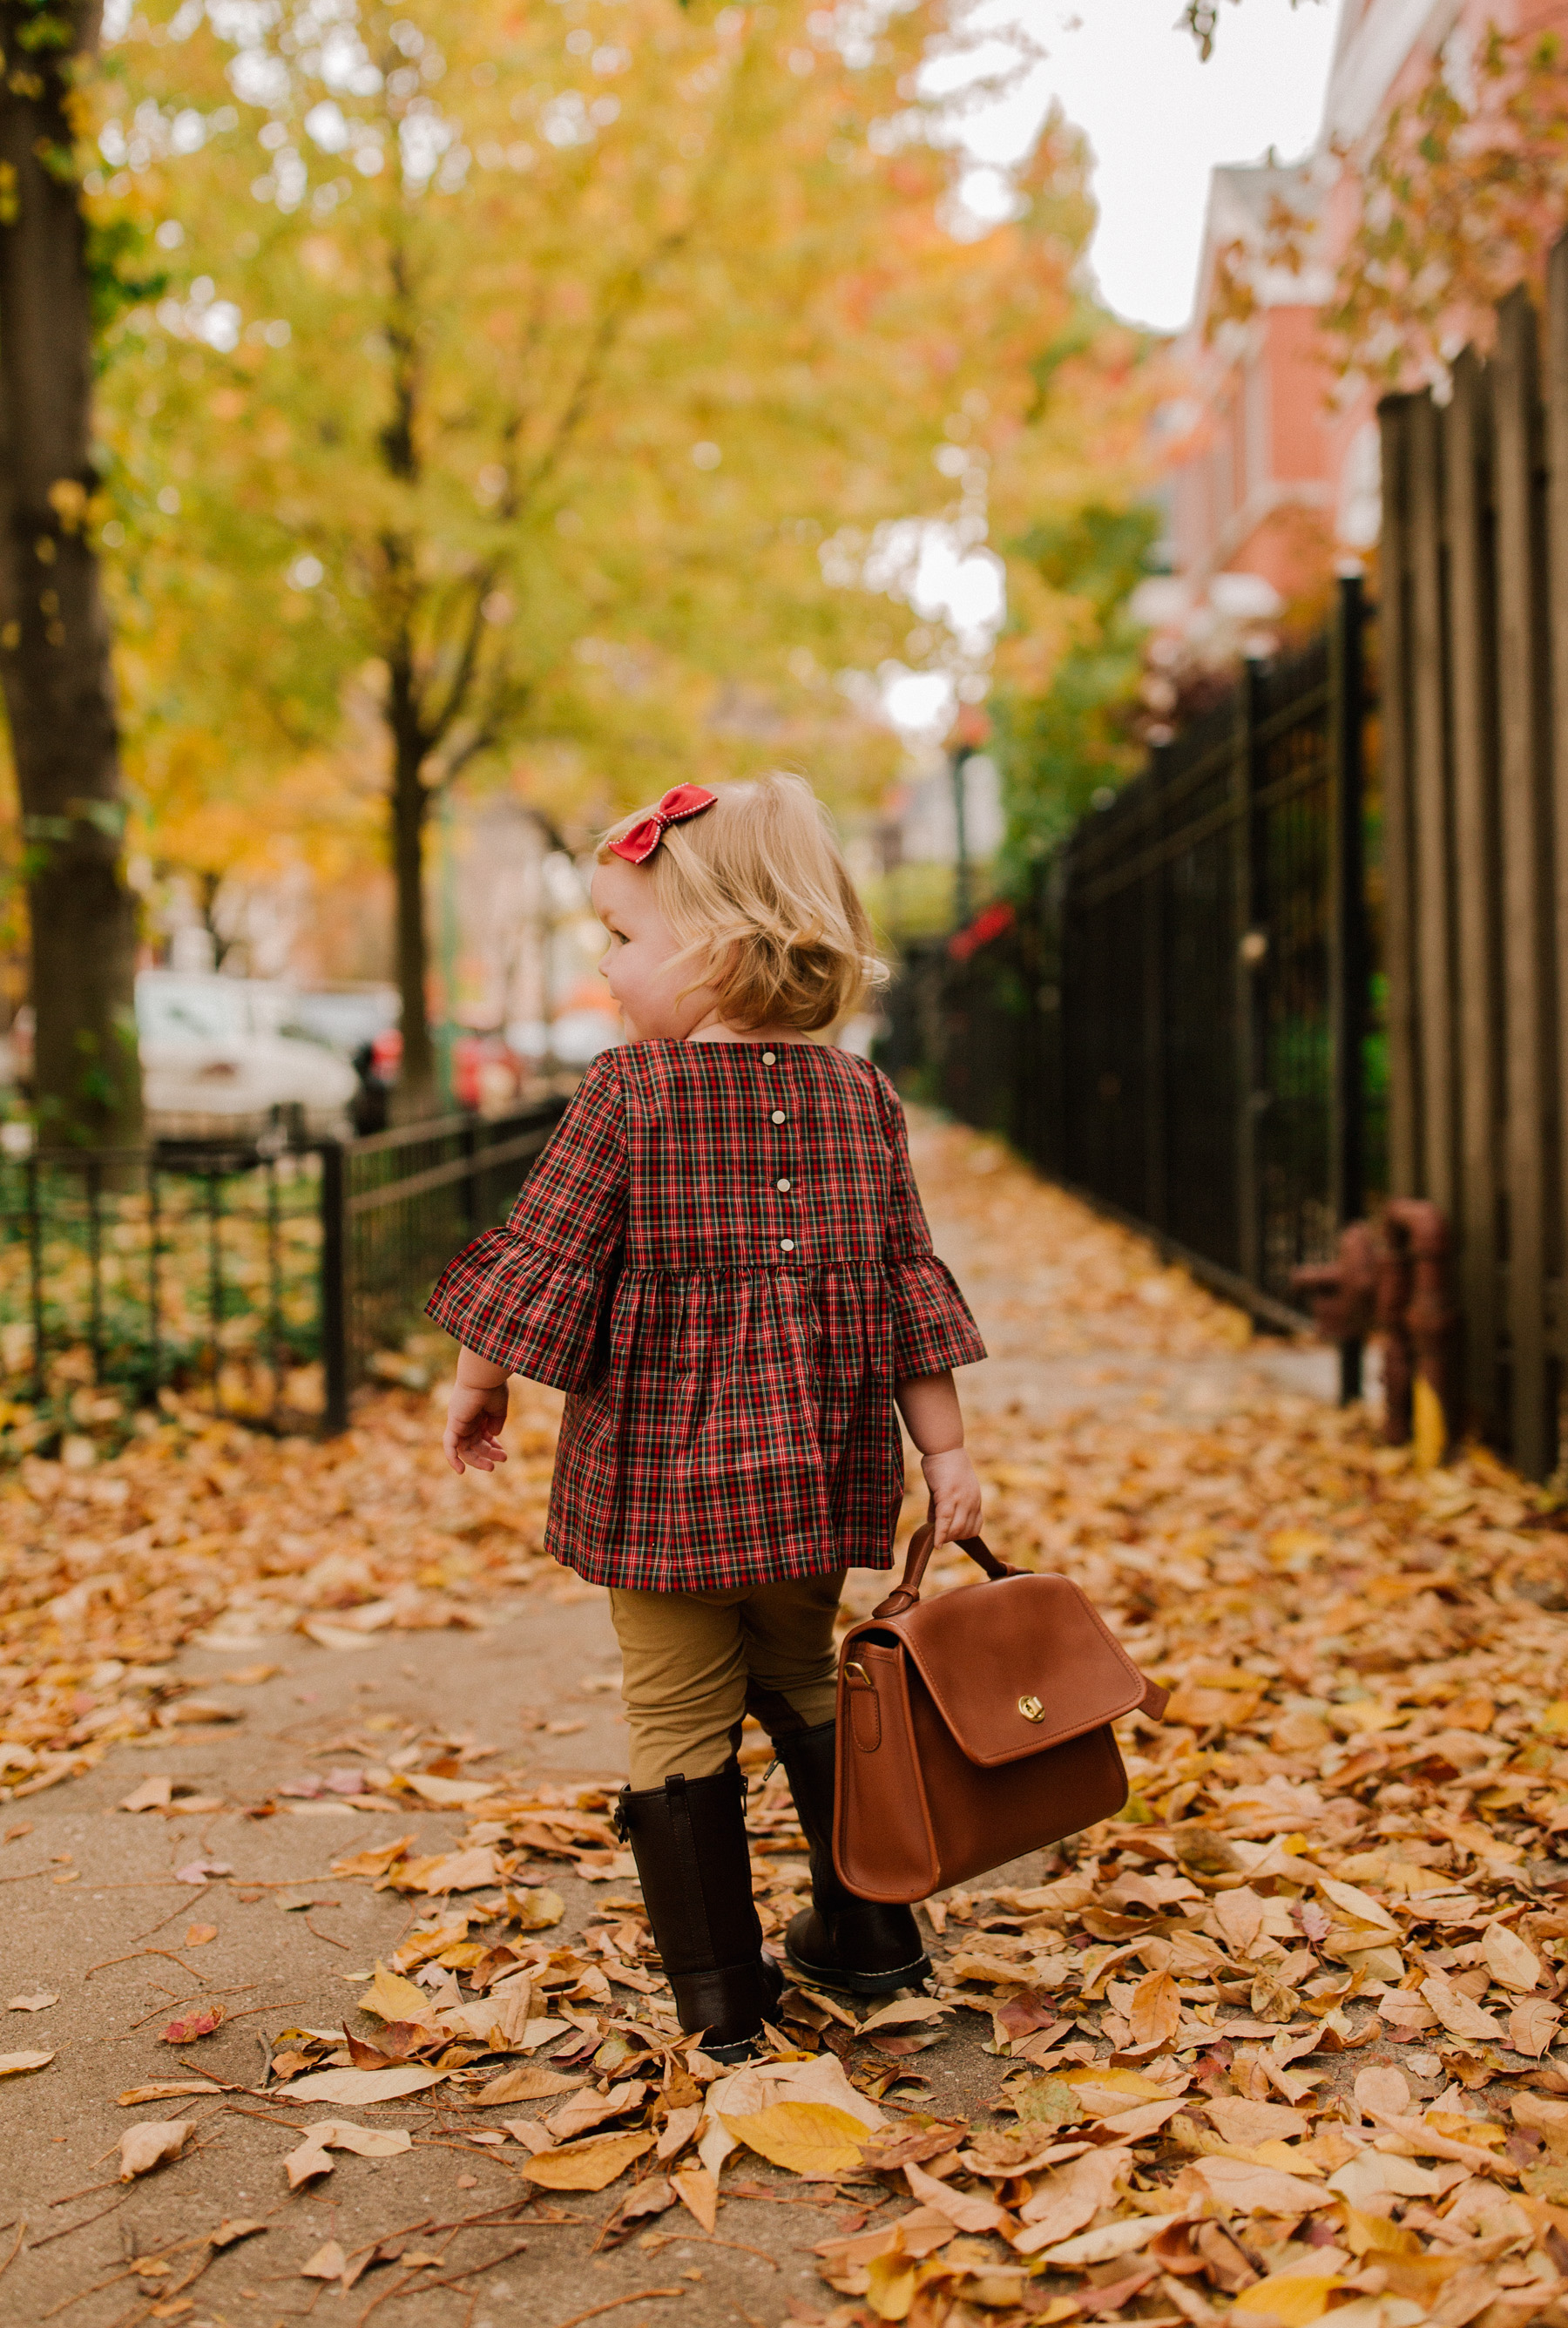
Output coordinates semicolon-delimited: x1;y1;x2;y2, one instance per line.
6;1991;57;2012
1128;1967;1180;2048
671;2163;719;2231
1419;1973;1504;2044
618;2176;676;2225
394;1773;497;1809
274;2065;447;2104
520;2129;654;2190
857;1996;952;2033
184;1925;218;1948
1514;2092;1568;2156
208;2219;267;2250
284;2119;412;2188
1231;2267;1350;2321
301;2240;347;2281
904;2156;1008;2231
1509;1998;1562;2057
160;2006;223;2044
118;2122;191;2180
401;1845;503;1894
1012;2148;1132;2252
119;2081;221;2105
1483;1920;1542;1993
1173;2156;1338;2216
722;2101;871;2180
545;2080;648;2142
173;1858;232;1885
1206;2096;1311;2145
474;2064;583;2105
657;2103;702;2162
356;1962;443;2026
512;1886;565;1931
221;1663;280;1685
0;2049;55;2076
1031;2212;1187;2268
119;1776;174;1813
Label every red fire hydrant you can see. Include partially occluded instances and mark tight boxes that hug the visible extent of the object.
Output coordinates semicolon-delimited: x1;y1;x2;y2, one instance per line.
1292;1206;1458;1463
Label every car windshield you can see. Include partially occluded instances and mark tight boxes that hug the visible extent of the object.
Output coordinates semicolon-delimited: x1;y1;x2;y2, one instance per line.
136;978;253;1045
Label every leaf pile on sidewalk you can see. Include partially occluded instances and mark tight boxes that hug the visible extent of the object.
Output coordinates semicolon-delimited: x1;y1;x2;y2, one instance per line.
0;1382;565;1795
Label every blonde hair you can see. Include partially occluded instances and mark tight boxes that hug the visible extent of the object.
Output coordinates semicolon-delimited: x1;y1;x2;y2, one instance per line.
598;772;884;1033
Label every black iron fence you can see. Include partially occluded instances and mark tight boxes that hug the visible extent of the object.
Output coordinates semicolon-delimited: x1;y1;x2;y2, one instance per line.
0;1094;566;1459
882;578;1384;1335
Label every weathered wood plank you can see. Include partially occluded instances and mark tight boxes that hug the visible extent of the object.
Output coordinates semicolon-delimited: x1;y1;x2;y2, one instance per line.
1443;348;1504;1440
1490;288;1558;1478
1407;392;1457;1219
1376;396;1421;1200
1545;230;1568;1397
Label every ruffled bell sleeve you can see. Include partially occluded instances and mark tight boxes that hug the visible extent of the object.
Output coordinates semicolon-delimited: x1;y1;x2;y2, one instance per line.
875;1074;987;1381
426;1048;627;1392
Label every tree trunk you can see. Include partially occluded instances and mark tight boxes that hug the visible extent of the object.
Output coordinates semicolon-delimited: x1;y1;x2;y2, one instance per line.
0;2;141;1148
389;700;438;1118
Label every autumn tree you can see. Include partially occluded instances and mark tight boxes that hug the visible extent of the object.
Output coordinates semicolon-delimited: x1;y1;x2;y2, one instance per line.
84;0;1134;1113
0;0;141;1146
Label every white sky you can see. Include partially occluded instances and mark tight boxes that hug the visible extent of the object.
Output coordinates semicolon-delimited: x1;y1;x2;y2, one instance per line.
932;0;1342;332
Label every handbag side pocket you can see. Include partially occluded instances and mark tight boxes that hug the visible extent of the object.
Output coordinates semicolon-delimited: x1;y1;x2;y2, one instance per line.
835;1640;938;1904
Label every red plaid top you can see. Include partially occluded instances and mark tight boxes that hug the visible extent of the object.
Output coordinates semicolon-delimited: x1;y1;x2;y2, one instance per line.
427;1041;984;1591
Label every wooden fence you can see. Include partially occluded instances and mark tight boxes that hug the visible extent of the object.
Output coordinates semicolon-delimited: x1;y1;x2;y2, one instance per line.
1378;230;1568;1478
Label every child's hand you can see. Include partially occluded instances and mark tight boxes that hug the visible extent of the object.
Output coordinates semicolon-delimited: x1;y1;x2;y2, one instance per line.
443;1379;510;1474
921;1448;982;1546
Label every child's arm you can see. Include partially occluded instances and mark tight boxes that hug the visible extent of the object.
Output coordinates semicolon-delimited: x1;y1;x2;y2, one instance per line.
443;1346;511;1475
896;1370;983;1546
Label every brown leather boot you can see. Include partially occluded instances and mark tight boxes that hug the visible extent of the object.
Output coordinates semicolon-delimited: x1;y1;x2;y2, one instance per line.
776;1720;930;1996
615;1763;783;2061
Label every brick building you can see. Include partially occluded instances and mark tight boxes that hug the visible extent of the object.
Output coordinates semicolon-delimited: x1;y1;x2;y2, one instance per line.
1153;0;1568;653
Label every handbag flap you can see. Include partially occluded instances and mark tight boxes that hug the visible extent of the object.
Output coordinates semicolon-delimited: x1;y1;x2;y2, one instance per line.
851;1572;1151;1768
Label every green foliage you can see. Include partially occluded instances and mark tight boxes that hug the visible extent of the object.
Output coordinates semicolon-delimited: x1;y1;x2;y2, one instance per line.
84;213;167;340
991;501;1158;888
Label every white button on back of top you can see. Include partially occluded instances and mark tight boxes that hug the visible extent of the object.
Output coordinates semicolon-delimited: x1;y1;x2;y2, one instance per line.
770;1110;785;1124
777;1178;791;1192
762;1051;776;1064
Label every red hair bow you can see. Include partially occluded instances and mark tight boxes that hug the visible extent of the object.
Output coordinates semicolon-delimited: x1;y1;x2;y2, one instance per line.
608;784;717;866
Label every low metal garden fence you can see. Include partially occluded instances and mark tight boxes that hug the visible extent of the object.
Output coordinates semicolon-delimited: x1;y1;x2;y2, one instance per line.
0;1093;568;1458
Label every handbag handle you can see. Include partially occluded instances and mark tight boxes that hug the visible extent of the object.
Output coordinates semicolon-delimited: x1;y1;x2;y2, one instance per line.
870;1522;1017;1619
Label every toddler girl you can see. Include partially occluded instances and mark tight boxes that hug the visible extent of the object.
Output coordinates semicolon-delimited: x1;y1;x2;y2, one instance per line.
429;772;985;2059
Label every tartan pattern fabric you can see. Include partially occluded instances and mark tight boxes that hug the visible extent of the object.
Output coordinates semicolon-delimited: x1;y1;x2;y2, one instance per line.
426;1041;985;1591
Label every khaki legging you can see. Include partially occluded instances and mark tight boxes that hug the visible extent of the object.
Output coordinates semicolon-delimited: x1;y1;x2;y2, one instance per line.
609;1572;845;1790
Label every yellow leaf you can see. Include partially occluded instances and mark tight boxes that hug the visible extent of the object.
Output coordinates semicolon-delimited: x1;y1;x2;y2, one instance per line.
520;2129;653;2191
720;2101;870;2179
1128;1968;1179;2048
1233;2273;1348;2323
671;2162;718;2232
356;1961;438;2025
1412;1373;1446;1469
1058;2065;1173;2108
0;2049;54;2076
512;1887;564;1932
863;2252;916;2321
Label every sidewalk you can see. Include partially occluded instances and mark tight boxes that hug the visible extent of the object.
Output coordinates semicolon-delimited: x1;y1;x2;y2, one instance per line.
3;1112;1566;2328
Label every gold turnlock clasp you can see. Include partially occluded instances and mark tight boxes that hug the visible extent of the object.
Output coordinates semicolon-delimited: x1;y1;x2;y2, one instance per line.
1018;1694;1045;1723
844;1661;874;1690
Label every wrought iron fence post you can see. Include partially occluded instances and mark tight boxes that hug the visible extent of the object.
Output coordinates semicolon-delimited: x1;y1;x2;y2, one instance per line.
1329;572;1369;1402
27;1150;43;1405
1144;743;1168;1239
319;1140;349;1437
1234;660;1263;1289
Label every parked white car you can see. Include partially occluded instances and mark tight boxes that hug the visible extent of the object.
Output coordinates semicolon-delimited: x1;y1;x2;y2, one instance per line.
136;972;359;1143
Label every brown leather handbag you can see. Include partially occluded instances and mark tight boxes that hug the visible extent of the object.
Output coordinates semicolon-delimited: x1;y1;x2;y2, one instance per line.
834;1526;1169;1903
